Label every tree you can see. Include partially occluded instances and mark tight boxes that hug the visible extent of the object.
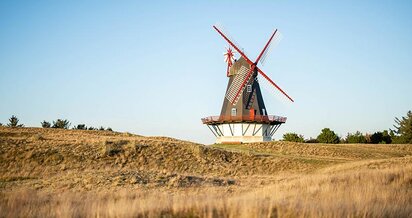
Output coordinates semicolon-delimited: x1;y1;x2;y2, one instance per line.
381;130;392;144
316;128;340;144
106;127;113;131
282;133;304;143
370;131;392;144
346;131;367;144
41;121;51;128
7;115;24;128
52;119;70;129
370;132;383;144
392;110;412;144
99;126;105;131
88;126;97;130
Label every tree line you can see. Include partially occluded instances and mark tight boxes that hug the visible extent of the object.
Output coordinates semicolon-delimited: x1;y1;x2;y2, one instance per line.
0;115;113;131
282;110;412;144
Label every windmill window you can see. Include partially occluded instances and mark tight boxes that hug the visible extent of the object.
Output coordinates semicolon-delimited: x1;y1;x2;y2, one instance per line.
247;85;252;92
231;108;237;116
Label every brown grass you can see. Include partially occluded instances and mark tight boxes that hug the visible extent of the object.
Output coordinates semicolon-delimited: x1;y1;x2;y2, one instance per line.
1;126;411;217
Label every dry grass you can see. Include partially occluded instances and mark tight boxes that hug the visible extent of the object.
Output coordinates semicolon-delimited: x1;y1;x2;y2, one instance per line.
1;126;412;217
1;163;411;217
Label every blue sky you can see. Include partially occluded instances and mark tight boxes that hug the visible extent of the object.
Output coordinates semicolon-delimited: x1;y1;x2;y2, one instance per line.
1;1;411;144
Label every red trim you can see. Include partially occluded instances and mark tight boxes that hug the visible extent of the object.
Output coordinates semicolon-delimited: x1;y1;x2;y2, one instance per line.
201;115;287;124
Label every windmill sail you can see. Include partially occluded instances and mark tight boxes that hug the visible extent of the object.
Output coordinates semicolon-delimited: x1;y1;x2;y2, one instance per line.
225;65;249;104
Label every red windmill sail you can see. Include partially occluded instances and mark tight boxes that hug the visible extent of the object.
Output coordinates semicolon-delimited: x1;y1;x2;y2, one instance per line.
213;25;294;104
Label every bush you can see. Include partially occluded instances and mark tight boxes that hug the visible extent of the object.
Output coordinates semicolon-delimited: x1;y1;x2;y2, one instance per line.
391;135;406;144
99;126;105;131
317;128;340;144
101;140;129;156
106;127;113;131
346;131;367;144
88;126;97;130
41;121;51;128
52;119;70;129
305;138;319;143
73;124;86;130
7;115;24;128
282;133;304;143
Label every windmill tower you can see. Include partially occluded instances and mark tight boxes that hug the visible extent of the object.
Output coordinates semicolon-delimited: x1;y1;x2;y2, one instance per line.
201;25;294;144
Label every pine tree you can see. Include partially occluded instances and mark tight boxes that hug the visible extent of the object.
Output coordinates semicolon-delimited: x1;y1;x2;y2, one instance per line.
7;115;24;128
392;110;412;143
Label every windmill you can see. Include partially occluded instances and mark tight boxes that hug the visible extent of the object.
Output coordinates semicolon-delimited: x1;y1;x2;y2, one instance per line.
201;25;294;144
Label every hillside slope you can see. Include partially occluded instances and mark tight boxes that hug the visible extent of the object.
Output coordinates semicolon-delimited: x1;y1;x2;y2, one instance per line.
1;127;411;217
1;126;411;192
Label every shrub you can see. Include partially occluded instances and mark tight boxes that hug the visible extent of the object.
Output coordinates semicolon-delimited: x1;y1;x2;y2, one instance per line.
317;128;340;144
52;119;70;129
0;123;2;126
346;131;367;144
101;140;129;156
41;121;51;128
106;127;113;131
282;133;304;143
88;126;97;130
73;124;86;130
305;138;319;143
99;126;105;131
7;115;24;128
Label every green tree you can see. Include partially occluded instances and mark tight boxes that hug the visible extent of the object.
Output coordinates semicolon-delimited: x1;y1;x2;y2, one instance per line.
392;110;412;144
41;121;51;128
52;119;70;129
7;115;24;128
317;128;340;144
346;131;367;144
370;131;392;144
370;132;383;144
282;133;304;142
382;130;392;144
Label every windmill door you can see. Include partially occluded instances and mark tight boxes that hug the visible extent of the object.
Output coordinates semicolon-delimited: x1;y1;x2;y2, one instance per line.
249;109;255;120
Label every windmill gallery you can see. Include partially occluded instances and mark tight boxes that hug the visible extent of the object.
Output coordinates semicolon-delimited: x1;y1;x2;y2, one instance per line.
202;25;294;144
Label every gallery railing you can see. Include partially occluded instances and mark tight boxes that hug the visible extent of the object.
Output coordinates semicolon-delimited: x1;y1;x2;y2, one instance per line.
201;115;286;124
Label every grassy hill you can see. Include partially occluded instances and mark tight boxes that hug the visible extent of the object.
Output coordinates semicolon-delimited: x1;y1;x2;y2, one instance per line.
1;126;411;217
